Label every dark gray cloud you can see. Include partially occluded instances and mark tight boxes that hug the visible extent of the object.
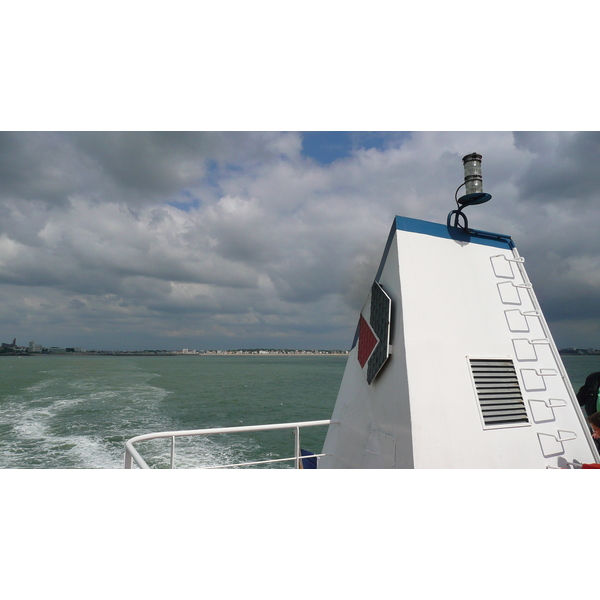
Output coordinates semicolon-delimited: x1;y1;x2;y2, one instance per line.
68;299;86;309
0;132;302;210
515;131;600;203
66;132;214;196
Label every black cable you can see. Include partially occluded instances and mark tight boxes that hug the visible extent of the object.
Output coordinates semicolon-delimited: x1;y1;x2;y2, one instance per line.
454;182;465;207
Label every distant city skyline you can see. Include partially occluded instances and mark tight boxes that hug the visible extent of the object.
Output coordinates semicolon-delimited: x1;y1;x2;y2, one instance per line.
0;335;349;355
4;132;600;351
1;331;598;359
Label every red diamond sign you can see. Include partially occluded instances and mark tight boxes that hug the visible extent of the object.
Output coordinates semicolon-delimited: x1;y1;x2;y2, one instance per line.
358;314;379;368
355;281;392;384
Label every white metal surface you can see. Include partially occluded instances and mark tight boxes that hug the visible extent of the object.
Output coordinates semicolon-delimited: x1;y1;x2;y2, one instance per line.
320;218;600;468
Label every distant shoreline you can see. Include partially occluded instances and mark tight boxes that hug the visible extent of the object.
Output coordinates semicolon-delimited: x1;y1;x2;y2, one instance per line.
3;350;596;358
1;352;349;357
2;348;595;358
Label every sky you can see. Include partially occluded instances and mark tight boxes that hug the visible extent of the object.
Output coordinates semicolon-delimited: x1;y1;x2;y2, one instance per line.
2;131;600;351
2;3;599;352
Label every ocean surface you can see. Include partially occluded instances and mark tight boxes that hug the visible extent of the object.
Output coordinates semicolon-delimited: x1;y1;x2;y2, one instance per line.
0;354;347;469
1;353;598;469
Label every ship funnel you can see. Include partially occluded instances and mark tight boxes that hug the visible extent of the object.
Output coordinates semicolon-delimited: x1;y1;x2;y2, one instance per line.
447;152;492;229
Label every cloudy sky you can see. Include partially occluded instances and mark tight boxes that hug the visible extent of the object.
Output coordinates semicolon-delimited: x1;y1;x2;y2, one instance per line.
1;131;600;351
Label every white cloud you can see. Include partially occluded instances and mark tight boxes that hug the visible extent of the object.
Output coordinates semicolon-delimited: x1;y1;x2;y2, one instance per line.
2;131;600;350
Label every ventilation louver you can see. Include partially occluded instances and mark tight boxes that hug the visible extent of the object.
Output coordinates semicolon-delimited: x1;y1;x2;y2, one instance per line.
470;359;529;426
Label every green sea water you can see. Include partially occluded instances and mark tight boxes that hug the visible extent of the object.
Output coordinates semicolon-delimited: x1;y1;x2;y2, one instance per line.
0;354;597;469
0;354;346;468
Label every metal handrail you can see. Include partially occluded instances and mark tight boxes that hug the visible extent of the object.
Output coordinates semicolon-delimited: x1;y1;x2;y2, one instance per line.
124;419;336;469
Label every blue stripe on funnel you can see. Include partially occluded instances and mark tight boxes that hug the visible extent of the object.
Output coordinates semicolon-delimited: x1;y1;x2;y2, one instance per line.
350;216;516;349
374;215;514;282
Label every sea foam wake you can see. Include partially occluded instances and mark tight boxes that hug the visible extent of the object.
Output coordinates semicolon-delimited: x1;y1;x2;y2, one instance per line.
0;358;261;468
0;354;346;468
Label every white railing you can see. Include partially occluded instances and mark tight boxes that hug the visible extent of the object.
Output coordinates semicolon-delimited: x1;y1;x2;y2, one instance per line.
124;419;337;469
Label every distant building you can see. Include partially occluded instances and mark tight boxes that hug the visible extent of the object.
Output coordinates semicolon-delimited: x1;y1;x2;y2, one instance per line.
1;337;17;350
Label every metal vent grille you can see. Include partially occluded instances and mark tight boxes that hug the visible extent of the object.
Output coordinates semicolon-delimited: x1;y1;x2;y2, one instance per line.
470;359;529;426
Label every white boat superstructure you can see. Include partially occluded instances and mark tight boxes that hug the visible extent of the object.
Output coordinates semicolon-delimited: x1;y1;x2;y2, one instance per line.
319;215;599;468
124;153;600;469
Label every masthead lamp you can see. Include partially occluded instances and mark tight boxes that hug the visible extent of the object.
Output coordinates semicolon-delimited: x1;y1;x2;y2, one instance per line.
447;152;492;229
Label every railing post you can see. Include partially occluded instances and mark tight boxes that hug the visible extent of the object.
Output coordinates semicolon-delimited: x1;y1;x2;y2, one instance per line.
170;436;176;469
294;426;300;469
124;450;133;469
